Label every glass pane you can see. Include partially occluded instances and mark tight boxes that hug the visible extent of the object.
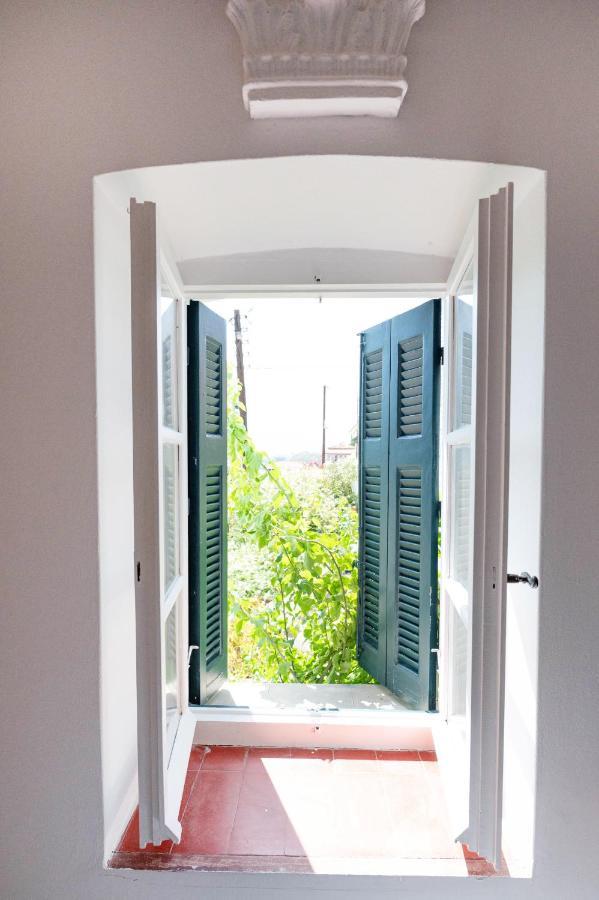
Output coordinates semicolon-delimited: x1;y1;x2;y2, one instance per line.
162;443;179;592
450;445;471;589
164;601;179;754
449;602;468;720
161;296;178;429
454;263;474;429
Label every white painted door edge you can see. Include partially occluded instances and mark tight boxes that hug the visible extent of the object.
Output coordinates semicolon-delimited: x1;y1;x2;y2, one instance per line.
461;183;513;867
130;199;193;847
435;184;513;869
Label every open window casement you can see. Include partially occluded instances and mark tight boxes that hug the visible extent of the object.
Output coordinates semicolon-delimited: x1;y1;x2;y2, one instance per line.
356;184;514;866
130;199;195;846
437;183;514;867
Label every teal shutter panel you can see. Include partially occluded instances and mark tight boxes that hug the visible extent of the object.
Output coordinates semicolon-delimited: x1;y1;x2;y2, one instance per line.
357;301;440;709
357;321;391;684
188;302;228;704
386;300;441;709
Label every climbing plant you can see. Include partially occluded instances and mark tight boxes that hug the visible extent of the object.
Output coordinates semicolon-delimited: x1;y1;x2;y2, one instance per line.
227;379;373;684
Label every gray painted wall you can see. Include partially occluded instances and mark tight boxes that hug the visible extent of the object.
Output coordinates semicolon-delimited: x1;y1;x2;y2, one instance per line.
1;1;598;898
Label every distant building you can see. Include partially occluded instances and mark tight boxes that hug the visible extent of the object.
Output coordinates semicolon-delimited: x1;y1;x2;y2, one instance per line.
325;444;357;463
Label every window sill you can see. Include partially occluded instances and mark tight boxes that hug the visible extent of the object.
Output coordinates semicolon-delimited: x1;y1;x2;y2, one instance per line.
190;703;438;751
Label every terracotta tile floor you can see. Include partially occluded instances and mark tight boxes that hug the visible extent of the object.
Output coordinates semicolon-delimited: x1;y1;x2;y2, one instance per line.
110;746;505;876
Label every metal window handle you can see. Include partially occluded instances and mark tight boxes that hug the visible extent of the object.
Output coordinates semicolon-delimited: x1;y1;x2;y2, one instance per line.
507;571;539;589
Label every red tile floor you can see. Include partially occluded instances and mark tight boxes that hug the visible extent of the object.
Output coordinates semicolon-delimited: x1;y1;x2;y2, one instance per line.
110;746;507;876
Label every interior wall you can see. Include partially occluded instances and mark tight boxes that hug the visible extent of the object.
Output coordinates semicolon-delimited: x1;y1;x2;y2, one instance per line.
2;2;599;898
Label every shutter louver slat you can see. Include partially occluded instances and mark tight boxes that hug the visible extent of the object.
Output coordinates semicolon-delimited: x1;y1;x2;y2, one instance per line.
361;466;382;650
398;335;424;436
358;319;391;686
162;334;174;428
461;331;473;424
205;466;222;666
364;348;383;439
205;337;222;436
163;445;178;591
397;467;422;674
452;447;471;587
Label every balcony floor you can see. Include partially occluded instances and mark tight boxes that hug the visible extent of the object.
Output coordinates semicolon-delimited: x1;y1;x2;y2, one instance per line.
110;745;504;877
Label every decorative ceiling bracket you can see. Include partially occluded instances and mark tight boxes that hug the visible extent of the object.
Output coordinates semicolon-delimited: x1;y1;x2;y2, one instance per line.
226;0;426;119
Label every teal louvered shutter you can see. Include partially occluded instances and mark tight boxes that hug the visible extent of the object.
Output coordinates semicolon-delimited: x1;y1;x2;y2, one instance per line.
357;321;391;684
187;302;228;704
357;301;440;709
386;300;441;709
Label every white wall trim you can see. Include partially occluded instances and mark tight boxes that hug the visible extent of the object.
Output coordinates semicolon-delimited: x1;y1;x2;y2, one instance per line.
184;282;447;300
226;0;425;119
192;706;437;724
103;771;137;864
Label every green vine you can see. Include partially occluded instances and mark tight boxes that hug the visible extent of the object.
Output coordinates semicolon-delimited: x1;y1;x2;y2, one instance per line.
227;377;373;684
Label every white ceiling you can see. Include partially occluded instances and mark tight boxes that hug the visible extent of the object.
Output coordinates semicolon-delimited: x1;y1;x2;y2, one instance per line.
99;156;541;285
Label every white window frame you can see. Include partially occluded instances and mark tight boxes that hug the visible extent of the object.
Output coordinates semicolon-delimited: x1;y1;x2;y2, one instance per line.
129;181;512;856
159;254;191;753
130;199;194;847
436;185;514;867
439;233;476;726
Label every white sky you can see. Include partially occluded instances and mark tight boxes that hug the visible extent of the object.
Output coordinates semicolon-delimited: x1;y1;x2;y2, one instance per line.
205;296;424;458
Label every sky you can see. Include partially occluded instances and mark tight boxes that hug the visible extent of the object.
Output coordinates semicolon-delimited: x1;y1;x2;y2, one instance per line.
205;296;424;459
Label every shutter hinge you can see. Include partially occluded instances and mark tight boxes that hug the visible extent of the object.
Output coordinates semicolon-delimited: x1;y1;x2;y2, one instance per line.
439;346;445;365
136;561;141;582
187;346;190;366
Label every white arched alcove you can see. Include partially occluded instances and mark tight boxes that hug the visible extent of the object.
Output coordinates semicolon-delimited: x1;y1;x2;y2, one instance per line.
94;154;544;876
96;155;542;292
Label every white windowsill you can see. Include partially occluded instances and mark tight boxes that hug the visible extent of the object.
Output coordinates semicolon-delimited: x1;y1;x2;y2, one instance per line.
190;703;438;751
191;704;437;725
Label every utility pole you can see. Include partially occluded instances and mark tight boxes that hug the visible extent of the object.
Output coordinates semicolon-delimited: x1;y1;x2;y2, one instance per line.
321;384;327;466
233;309;247;427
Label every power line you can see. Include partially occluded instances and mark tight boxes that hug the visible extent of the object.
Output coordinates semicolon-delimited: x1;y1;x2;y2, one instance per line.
321;385;327;467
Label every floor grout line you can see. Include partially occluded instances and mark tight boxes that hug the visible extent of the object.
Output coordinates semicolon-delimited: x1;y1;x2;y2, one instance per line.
223;748;248;854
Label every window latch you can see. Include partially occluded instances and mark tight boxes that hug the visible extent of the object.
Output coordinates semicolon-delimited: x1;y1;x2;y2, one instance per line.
507;571;539;589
